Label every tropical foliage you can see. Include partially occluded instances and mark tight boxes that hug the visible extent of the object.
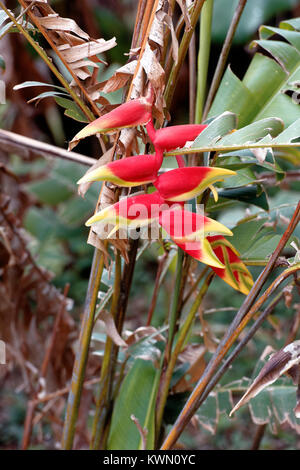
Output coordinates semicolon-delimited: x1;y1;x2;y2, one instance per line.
0;0;299;451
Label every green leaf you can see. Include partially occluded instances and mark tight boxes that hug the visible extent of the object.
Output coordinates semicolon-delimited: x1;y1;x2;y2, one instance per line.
229;218;281;262
196;394;218;434
216;118;283;146
209;17;300;128
218;151;285;177
13;81;66;92
55;97;89;123
193;111;238;147
107;359;159;450
0;55;5;72
218;185;269;211
27;177;73;206
212;0;299;45
28;91;69;103
167;117;300;157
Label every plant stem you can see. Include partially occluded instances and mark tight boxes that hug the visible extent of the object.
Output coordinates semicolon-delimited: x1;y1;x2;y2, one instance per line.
0;129;95;166
61;248;105;449
161;262;300;449
165;141;300;157
161;201;300;449
251;424;267;450
166;248;184;359
164;0;206;109
188;33;196;125
195;0;214;123
194;290;285;414
90;252;122;450
146;252;168;326
202;0;248;120
156;271;214;433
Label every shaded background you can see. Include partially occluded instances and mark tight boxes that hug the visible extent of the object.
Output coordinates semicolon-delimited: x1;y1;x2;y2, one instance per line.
0;0;300;449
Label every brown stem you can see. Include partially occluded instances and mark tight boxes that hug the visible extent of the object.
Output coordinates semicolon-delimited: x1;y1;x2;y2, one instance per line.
40;284;70;379
146;252;168;326
164;0;206;109
251;424;267;450
189;33;196;125
155;272;215;437
0;129;95;167
161;202;300;449
194;290;286;416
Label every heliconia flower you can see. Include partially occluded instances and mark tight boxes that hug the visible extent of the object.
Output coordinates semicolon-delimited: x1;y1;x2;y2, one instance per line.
146;121;208;151
153;166;236;202
207;235;254;295
85;191;169;232
71;96;153;144
77;151;163;187
159;209;233;268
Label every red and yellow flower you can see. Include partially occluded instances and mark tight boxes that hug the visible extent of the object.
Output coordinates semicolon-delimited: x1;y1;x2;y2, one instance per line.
72;90;254;294
153;166;235;202
77;152;163;187
71;96;153;145
159;209;233;269
207;235;254;295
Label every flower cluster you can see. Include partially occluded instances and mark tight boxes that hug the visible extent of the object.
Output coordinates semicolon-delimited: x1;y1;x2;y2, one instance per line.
74;93;253;294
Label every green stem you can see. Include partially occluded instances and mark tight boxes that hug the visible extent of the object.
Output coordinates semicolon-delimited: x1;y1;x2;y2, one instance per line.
90;252;122;450
165;141;300;157
61;249;105;449
195;0;214;123
156;272;214;433
166;248;184;358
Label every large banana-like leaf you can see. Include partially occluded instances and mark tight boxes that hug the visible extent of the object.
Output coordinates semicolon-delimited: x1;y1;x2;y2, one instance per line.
166;116;300;157
212;0;299;45
107;359;159;450
208;17;300;128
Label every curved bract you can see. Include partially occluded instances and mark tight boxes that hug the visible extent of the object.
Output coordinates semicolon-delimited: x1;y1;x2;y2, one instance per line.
154;167;236;201
70;97;152;146
208;235;254;295
72;90;252;293
147;122;208;150
77;153;163;187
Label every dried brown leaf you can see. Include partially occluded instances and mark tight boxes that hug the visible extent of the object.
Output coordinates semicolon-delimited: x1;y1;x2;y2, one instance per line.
57;38;116;64
173;345;206;393
156;10;178;63
125;326;166;346
95;60;138;95
230;341;300;416
37;14;90;39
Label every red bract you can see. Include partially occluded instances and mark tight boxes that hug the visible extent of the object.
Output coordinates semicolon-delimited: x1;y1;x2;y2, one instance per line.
159;209;232;242
158;209;232;268
77;151;163;187
207;235;254;295
146;121;207;150
71;96;152;145
85;191;171;230
74;92;250;288
153;166;235;202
